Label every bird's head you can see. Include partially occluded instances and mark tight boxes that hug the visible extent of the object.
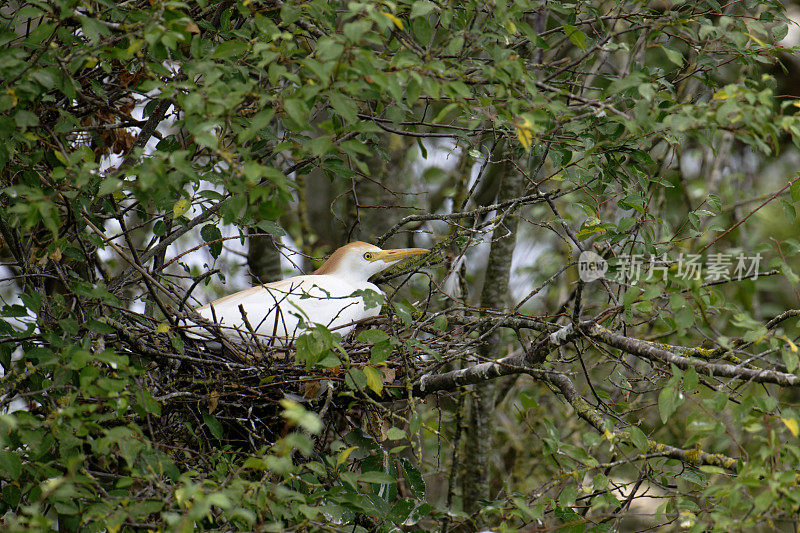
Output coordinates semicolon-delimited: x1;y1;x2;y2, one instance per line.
315;242;428;281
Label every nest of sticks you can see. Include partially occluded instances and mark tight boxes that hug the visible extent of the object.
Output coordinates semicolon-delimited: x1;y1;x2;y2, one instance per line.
110;305;487;455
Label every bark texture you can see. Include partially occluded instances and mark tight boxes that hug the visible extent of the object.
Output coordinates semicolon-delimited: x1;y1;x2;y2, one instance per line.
247;228;282;284
462;159;524;520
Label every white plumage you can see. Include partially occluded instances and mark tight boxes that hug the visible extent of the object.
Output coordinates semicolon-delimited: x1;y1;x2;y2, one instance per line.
190;242;427;345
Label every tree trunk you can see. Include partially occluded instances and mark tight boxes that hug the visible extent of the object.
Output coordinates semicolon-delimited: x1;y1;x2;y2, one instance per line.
247;228;281;284
462;159;524;521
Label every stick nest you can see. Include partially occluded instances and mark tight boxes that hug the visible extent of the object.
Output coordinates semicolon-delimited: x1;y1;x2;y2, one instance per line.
111;310;473;454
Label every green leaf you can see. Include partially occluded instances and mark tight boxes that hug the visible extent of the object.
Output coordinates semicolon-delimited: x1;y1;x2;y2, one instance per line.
400;458;426;497
658;386;683;424
0;451;22;480
754;489;775;512
280;1;300;24
519;391;538;410
280;399;323;434
87;319;115;334
358;470;396;484
699;465;727;474
410;1;436;18
79;15;110;44
661;45;684;65
628;425;649;453
593;473;609;490
393;301;415;326
14;110;39;129
316;37;344;62
98;177;121;196
370;340;393;363
706;391;728;412
783;349;799;373
617;216;636;233
406;76;422;105
791;179;800;203
512;497;543;521
683;367;698;393
255;219;286;237
409;413;422;435
307;136;334;157
137;390;162;416
343;20;372;43
3;483;21;507
0;344;10;372
559;484;578;508
563;24;587;50
201;224;223;259
773;23;789;42
345;367;367;390
283;98;309;128
212;40;248;59
388;498;415;524
202;413;223;440
329;92;359;122
386;427;406;440
675;308;694;332
238;108;275;142
357;329;389;344
170;333;184;355
242;457;271;470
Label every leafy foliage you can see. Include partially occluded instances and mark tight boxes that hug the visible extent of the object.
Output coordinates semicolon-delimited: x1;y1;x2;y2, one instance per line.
1;0;800;531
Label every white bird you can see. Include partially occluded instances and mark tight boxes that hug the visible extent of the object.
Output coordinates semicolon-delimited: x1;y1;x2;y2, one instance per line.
191;242;427;345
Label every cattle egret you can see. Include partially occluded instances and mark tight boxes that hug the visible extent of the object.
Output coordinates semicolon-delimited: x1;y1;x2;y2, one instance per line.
191;242;427;345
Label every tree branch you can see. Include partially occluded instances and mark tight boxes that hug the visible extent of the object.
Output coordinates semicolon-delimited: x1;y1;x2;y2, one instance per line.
586;324;800;387
541;372;738;470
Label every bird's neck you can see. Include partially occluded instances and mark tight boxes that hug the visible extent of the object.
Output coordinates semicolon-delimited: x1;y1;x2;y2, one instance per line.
316;270;372;286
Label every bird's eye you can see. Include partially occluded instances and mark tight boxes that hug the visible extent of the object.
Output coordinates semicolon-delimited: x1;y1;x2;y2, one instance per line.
363;252;373;260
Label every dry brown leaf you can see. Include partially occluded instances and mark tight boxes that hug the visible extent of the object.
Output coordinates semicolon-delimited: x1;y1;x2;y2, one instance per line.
302;380;322;399
208;390;219;413
381;366;396;383
367;412;389;442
